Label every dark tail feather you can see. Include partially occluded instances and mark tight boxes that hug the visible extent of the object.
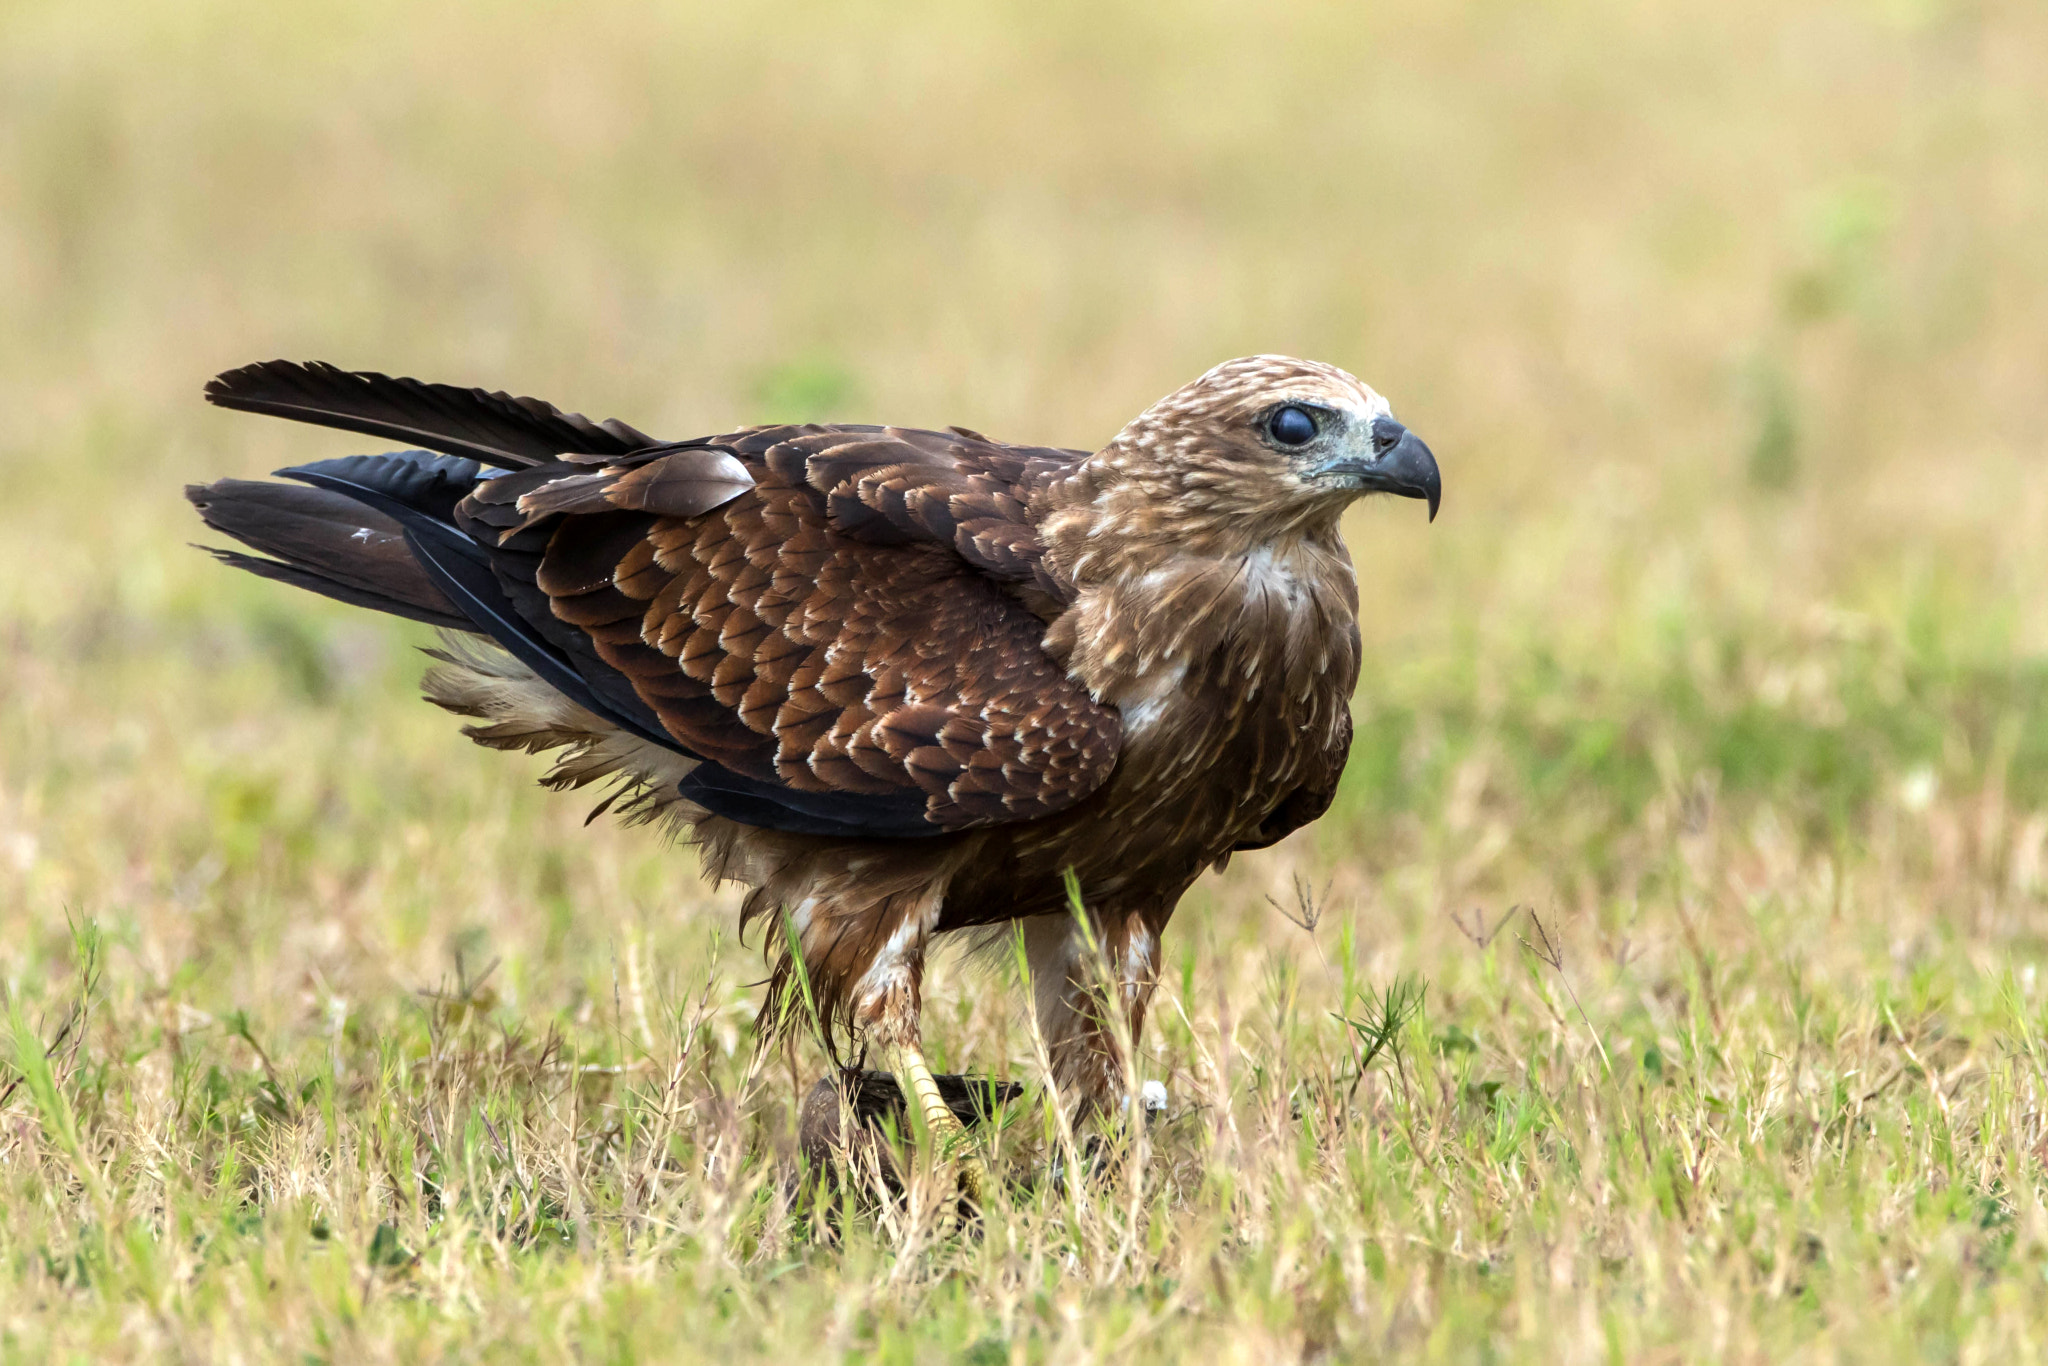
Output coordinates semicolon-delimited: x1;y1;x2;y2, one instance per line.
192;448;692;761
203;360;659;470
185;478;472;630
273;453;687;753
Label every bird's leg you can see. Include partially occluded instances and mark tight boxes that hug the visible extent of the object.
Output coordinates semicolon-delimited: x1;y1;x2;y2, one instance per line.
895;1038;988;1208
1025;908;1168;1134
844;885;989;1211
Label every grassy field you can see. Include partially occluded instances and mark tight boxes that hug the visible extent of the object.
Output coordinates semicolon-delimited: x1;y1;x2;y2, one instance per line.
4;0;2048;1359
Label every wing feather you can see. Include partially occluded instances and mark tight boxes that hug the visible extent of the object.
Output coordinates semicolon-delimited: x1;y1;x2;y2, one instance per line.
205;360;659;469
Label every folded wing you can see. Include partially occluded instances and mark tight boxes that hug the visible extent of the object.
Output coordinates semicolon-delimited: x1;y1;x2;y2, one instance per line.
192;363;1121;839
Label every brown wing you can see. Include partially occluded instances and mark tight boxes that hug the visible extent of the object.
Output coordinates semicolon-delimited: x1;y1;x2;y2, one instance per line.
201;352;1119;840
445;424;1117;837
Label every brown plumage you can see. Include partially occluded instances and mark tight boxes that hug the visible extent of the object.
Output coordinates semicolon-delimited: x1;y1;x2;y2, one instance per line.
187;355;1440;1174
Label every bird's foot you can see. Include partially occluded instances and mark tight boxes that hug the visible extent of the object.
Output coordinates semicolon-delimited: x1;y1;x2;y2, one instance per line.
1045;1080;1169;1188
898;1044;991;1217
942;1135;990;1211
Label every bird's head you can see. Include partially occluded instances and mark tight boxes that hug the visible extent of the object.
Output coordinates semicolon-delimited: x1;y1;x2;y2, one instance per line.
1087;355;1441;542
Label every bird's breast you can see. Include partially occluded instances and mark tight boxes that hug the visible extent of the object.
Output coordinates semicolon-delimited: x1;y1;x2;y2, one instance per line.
1053;541;1360;844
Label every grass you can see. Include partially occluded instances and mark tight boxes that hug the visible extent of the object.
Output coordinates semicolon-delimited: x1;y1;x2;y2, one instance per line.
4;0;2048;1359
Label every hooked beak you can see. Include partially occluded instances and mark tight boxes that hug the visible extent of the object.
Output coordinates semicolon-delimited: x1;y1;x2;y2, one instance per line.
1318;416;1442;521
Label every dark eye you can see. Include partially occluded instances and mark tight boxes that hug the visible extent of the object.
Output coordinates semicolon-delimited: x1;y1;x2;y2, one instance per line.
1268;405;1318;447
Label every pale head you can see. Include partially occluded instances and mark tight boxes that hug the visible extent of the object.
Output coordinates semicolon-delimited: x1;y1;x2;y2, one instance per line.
1088;355;1441;541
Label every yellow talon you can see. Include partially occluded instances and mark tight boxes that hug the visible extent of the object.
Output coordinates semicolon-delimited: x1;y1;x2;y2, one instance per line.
898;1043;990;1210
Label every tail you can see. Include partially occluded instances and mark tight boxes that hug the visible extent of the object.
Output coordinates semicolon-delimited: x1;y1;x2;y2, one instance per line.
202;358;655;469
187;356;661;634
187;358;794;832
186;477;471;628
189;358;702;750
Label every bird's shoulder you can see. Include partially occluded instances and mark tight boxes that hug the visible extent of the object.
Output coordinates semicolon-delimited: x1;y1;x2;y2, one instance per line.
715;422;1088;606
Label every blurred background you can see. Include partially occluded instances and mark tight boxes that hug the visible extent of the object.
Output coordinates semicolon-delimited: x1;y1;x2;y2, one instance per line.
2;0;2045;1027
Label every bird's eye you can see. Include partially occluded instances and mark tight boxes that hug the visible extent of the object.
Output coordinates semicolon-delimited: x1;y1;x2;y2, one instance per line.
1267;405;1318;447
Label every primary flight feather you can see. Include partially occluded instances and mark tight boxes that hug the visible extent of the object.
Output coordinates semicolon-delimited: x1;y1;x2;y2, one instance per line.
188;355;1440;1195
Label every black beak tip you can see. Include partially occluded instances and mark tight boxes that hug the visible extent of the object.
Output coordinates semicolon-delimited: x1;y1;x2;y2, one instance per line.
1390;429;1441;524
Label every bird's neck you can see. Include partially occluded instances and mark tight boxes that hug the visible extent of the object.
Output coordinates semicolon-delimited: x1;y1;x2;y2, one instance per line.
1037;507;1362;742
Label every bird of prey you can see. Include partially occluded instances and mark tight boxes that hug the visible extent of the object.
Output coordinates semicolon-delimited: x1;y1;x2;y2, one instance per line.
187;355;1440;1200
